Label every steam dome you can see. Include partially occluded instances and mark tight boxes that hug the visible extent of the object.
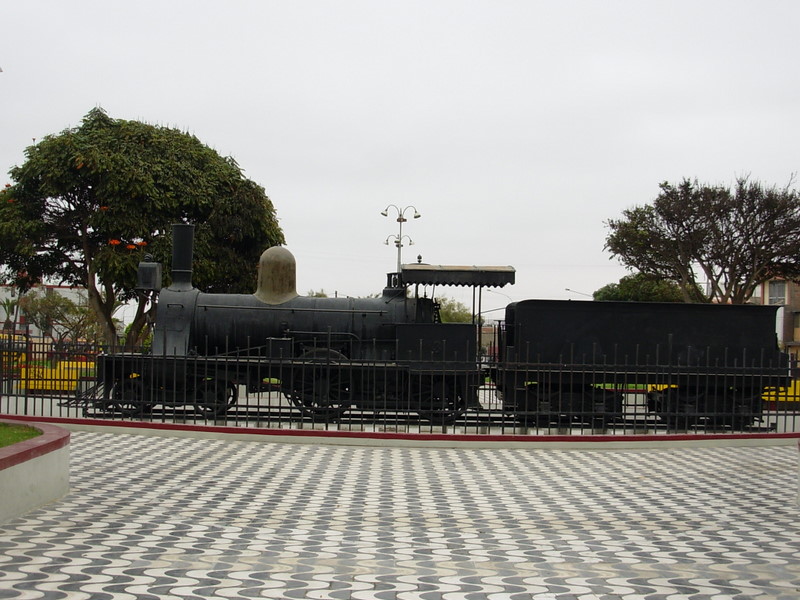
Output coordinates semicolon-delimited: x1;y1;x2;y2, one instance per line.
254;246;299;305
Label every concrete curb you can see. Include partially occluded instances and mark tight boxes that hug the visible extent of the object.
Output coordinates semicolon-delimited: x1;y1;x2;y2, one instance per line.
2;413;799;448
0;419;70;523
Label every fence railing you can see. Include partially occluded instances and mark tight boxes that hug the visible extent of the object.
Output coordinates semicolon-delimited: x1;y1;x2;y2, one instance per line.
2;338;799;435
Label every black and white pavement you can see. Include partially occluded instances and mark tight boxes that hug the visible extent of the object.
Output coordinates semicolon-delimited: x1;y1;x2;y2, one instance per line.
1;431;798;599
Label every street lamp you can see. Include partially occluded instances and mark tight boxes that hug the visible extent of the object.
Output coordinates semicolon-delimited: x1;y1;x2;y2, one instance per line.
381;205;421;272
565;288;593;298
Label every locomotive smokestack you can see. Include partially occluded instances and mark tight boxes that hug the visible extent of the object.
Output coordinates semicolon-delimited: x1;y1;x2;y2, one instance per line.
171;224;195;291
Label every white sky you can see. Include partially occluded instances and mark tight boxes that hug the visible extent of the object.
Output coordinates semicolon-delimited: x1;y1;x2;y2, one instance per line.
2;0;799;319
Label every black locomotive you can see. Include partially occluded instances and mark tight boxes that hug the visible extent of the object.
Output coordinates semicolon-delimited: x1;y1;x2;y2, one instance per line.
98;225;494;422
97;224;790;429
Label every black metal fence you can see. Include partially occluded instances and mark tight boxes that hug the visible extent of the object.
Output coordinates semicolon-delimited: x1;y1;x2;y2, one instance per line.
2;337;799;435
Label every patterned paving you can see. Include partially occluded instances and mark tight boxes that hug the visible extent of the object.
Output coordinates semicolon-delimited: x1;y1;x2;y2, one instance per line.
1;432;799;599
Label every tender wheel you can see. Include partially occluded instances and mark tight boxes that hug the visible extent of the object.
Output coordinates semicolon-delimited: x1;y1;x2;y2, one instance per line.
513;384;561;428
665;415;691;432
705;387;761;431
499;383;540;427
413;375;467;425
285;349;350;421
194;379;238;419
650;387;695;432
108;378;151;417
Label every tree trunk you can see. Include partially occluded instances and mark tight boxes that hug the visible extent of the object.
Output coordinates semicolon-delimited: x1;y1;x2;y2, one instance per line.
85;280;117;348
123;295;154;350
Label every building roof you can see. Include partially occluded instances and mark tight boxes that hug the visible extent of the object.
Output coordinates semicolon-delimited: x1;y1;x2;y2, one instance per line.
400;264;516;288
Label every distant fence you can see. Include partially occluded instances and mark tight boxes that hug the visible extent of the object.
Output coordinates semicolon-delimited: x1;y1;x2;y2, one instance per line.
2;337;799;435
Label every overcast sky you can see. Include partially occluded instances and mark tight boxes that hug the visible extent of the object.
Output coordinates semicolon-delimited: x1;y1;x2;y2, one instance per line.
2;1;799;317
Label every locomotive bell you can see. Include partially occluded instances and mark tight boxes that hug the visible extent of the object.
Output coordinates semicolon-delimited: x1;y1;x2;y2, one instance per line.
254;246;299;305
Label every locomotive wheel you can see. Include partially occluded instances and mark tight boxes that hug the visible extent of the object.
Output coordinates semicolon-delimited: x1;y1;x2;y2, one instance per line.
702;387;760;431
286;349;350;421
653;386;760;432
413;376;466;425
194;379;238;419
650;387;694;431
511;384;565;428
108;378;151;417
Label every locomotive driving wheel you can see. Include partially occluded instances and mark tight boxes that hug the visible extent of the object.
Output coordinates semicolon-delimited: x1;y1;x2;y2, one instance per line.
413;375;467;425
107;377;151;417
194;378;238;419
285;348;351;422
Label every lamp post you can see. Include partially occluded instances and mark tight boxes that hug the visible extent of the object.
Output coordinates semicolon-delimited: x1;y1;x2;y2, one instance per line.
381;205;421;273
485;288;513;304
565;288;593;298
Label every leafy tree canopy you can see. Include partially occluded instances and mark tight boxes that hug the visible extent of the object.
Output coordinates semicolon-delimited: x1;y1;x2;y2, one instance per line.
593;272;684;302
605;177;800;304
0;108;284;346
437;296;473;323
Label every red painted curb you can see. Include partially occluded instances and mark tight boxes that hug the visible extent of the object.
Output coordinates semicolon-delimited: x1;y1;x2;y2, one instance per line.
0;419;71;472
1;413;798;444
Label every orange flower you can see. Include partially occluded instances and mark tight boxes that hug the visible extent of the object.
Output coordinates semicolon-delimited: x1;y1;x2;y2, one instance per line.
99;206;109;211
135;240;148;247
126;244;136;250
109;239;121;246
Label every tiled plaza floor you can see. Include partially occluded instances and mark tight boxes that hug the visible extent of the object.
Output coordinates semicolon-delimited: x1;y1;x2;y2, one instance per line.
1;431;799;599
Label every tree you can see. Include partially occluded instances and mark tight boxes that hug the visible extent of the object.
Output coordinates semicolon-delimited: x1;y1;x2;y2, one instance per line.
17;290;110;346
1;298;16;331
0;108;284;347
605;177;800;304
437;296;473;323
593;272;684;302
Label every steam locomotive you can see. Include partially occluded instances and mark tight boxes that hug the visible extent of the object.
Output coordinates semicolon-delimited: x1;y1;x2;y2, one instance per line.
96;224;790;429
98;225;494;423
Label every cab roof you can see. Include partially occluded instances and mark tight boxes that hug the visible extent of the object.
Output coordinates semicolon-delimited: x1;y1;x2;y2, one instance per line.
400;264;515;288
